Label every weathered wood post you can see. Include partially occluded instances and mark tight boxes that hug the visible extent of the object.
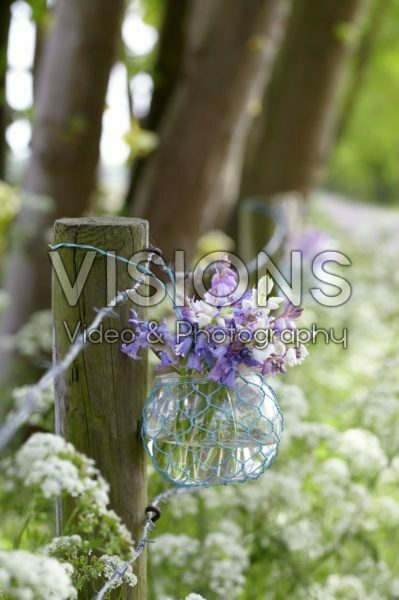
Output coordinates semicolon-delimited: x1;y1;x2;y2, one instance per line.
52;217;149;599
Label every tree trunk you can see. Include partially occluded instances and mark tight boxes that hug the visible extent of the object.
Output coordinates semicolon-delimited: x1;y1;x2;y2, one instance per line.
130;0;283;261
0;0;12;180
0;0;125;381
125;0;191;212
241;0;367;200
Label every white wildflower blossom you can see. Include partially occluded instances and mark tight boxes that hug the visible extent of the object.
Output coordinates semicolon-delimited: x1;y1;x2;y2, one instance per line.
202;530;249;599
11;385;54;425
169;493;198;518
23;455;86;499
44;536;83;556
8;434;110;511
285;345;308;367
185;595;207;600
312;458;351;499
337;428;387;475
0;550;77;599
310;574;367;599
98;555;137;589
369;496;399;528
274;382;308;422
290;421;337;447
103;510;135;548
281;518;322;558
152;534;200;569
15;310;53;358
380;456;399;485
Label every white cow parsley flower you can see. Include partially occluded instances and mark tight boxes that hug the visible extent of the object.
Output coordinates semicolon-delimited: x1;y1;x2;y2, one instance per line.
337;428;387;476
8;433;110;511
11;384;54;425
98;555;137;589
44;535;83;557
0;550;77;599
310;573;367;599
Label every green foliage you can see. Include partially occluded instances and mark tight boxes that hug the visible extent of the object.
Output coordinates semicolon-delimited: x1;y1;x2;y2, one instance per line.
328;0;399;203
124;118;158;161
26;0;47;24
138;0;164;28
333;21;361;46
0;182;20;261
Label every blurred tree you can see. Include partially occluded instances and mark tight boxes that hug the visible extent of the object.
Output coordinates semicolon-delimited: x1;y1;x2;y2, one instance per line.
0;0;125;381
229;0;368;254
142;0;190;137
125;0;191;210
26;0;49;100
240;0;367;201
0;0;12;180
130;0;286;260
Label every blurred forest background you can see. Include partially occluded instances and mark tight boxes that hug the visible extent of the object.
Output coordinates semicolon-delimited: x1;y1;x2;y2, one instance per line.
1;0;399;599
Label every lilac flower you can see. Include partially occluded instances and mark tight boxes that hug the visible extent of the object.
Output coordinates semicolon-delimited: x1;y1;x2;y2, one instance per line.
121;312;174;359
159;351;177;368
291;227;335;259
175;336;193;357
121;257;308;387
274;303;303;332
186;351;203;371
204;257;239;306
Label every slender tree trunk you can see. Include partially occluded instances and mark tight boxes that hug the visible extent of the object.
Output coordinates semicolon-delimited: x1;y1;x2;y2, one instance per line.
130;0;283;261
125;0;191;211
0;0;125;381
241;0;368;200
144;0;191;134
0;0;12;180
32;18;46;102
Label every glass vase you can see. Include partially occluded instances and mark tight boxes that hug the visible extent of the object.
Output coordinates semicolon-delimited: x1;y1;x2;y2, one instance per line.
142;373;283;487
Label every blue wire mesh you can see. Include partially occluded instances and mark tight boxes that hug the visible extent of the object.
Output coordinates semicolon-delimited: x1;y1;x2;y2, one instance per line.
142;373;284;488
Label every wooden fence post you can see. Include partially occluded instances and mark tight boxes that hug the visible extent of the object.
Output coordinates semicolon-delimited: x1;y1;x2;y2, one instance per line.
52;217;149;599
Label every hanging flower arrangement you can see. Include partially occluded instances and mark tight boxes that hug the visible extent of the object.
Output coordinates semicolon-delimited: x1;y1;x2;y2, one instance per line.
122;257;308;488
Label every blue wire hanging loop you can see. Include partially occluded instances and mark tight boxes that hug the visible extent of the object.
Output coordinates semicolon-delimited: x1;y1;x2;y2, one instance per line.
49;242;183;318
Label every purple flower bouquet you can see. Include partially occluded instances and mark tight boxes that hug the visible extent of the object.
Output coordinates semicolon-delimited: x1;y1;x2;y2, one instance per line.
122;257;308;487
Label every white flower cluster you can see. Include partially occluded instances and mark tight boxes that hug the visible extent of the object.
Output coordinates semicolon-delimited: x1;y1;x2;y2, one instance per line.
10;384;54;425
0;550;77;600
152;534;200;569
44;536;83;557
202;528;249;598
309;574;367;599
14;310;52;359
7;433;109;511
337;428;387;476
281;518;322;558
98;555;137;589
152;525;248;600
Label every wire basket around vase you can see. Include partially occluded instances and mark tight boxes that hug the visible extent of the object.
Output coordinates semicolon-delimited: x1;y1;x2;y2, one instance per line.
142;373;283;487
